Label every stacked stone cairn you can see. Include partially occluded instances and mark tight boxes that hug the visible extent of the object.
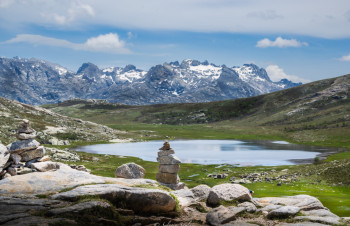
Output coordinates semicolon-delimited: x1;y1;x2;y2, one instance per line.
156;141;185;190
0;119;49;179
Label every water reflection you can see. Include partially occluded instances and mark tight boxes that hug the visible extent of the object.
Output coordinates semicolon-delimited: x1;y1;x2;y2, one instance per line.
75;140;341;166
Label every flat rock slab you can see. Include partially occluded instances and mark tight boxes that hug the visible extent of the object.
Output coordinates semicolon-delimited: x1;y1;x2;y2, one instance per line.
47;200;111;216
0;163;117;195
256;195;324;211
267;205;300;219
294;216;341;225
51;183;176;214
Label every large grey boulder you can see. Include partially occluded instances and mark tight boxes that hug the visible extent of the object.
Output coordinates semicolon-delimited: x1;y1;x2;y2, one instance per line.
301;209;340;218
267;206;300;219
6;139;40;154
191;184;211;202
51;184;176;214
20;146;45;162
0;143;10;171
207;183;252;206
115;162;145;179
206;205;246;226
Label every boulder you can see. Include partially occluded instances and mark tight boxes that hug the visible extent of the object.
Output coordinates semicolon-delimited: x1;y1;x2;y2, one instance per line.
51;184;176;213
10;153;21;165
191;184;211;202
158;164;180;173
31;161;60;172
6;139;40;154
171;189;196;207
115;162;146;179
20;146;45;162
207;183;252;206
157;155;181;164
267;206;300;219
0;143;10;171
156;172;180;184
15;133;37;140
238;202;257;213
206;205;246;225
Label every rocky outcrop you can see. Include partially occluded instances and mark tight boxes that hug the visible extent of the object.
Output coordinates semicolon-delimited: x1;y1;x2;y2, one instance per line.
156;141;185;190
115;162;145;179
207;183;252;206
52;184;176;213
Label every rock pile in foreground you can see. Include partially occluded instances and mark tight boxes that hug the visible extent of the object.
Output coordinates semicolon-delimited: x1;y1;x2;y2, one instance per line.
0;119;50;179
156;141;185;190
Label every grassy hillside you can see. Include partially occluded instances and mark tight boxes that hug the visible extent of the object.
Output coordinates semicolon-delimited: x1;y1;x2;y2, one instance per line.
43;74;350;148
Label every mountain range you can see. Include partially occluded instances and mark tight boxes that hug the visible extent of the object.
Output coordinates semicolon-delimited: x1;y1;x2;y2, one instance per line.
0;57;301;105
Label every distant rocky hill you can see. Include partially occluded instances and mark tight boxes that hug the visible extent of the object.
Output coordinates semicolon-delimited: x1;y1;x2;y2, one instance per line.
0;57;301;105
0;96;123;144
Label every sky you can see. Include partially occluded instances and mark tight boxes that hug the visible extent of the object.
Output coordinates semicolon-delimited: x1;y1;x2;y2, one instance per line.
0;0;350;83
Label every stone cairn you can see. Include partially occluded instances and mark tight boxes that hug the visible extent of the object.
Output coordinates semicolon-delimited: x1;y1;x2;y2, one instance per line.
0;119;49;179
156;141;185;190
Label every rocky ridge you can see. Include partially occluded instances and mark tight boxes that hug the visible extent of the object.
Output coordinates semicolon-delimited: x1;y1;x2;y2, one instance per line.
0;57;301;105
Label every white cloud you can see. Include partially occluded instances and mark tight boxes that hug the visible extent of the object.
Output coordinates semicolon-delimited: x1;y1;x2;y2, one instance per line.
266;65;310;83
1;0;350;38
256;37;308;48
2;33;131;54
339;54;350;61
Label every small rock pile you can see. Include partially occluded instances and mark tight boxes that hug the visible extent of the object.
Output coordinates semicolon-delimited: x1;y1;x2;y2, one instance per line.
0;119;50;179
156;141;185;190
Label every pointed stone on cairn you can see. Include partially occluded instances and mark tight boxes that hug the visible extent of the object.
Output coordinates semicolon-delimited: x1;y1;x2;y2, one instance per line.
156;141;185;190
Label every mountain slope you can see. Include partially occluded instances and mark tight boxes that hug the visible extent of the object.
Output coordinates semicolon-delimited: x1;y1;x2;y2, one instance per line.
44;73;350;148
0;97;122;144
0;57;301;105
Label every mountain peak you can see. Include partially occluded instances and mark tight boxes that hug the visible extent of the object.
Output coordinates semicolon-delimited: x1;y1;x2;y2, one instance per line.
77;62;99;74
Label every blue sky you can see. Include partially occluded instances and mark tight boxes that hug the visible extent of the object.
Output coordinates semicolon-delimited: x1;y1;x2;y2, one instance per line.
0;0;350;83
